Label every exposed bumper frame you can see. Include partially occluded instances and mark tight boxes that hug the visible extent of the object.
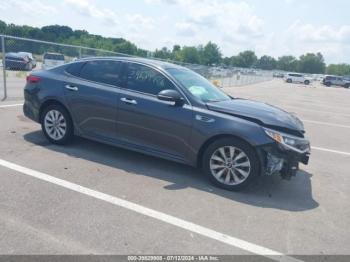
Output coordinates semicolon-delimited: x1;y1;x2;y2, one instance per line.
257;142;310;180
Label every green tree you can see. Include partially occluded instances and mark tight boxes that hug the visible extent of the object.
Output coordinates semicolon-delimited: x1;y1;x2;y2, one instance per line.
201;42;222;66
277;55;298;72
222;57;232;66
154;47;172;60
256;55;277;70
177;46;200;64
297;52;325;74
113;41;138;55
326;64;350;76
0;20;7;33
230;51;257;68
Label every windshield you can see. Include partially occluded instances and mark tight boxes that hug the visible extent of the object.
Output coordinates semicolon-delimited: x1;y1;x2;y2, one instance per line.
167;68;231;102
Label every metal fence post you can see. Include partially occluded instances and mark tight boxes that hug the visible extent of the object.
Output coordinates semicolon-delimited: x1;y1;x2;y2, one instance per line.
79;47;82;59
1;36;7;101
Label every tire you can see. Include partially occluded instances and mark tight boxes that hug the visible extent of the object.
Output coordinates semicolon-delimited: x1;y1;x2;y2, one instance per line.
325;82;331;87
202;137;260;191
304;80;310;85
286;79;292;83
344;84;350;89
40;104;74;145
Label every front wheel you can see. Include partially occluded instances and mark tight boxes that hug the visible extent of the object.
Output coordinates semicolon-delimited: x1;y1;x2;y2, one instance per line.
202;138;260;191
286;79;292;83
41;104;74;145
304;80;310;85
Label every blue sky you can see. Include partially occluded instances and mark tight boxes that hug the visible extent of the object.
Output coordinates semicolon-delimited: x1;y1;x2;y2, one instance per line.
1;0;350;63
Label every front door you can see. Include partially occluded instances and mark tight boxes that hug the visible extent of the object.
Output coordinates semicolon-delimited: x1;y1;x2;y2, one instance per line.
116;62;193;162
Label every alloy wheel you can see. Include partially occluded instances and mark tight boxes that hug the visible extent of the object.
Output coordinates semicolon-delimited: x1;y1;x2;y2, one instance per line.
44;110;67;141
209;146;251;185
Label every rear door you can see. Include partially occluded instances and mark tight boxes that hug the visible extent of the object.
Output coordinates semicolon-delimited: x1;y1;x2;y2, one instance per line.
64;60;123;141
294;74;303;82
116;62;193;161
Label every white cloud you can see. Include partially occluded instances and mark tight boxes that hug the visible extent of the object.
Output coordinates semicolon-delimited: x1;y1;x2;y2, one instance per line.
169;0;264;56
2;0;350;63
126;14;155;32
64;0;119;26
287;20;350;43
4;0;57;16
175;22;197;37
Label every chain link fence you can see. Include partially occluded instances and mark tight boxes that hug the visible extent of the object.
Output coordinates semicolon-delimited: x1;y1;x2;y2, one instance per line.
0;35;273;101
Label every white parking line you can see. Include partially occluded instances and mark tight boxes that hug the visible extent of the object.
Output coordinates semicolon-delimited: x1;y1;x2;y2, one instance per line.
303;120;350;129
284;105;350;117
0;158;300;262
311;147;350;156
0;103;23;108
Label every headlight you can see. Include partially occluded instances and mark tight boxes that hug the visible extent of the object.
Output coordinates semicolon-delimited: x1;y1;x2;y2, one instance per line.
264;128;310;154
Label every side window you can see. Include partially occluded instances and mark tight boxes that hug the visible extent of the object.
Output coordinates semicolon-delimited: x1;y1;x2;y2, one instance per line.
66;62;85;77
79;60;123;86
126;63;175;95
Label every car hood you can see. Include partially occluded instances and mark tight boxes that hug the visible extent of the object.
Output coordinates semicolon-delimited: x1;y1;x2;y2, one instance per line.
206;98;305;134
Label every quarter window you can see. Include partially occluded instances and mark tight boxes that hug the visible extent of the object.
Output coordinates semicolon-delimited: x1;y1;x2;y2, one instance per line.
126;63;175;95
79;60;123;86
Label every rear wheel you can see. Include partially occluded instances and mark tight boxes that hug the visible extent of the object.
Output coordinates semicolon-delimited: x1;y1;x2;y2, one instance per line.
202;137;260;191
41;104;74;145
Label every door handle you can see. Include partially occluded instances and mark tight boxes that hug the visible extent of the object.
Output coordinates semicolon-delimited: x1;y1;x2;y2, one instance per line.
121;97;137;105
65;84;78;91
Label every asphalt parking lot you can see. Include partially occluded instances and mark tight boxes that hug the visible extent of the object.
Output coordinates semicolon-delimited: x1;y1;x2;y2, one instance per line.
0;77;349;259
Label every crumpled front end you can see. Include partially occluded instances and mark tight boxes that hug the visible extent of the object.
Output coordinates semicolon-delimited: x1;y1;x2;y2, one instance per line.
257;138;310;180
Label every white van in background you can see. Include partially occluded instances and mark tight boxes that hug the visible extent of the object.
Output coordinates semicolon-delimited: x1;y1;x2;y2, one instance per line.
42;53;65;70
284;73;311;85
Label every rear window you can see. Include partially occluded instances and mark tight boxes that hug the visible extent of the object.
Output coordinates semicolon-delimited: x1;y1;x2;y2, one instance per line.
44;53;64;61
6;56;24;61
65;62;85;77
79;60;123;86
289;73;302;77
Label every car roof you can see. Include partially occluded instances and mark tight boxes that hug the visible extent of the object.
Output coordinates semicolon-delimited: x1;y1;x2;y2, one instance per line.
44;52;64;55
6;52;23;57
77;56;187;70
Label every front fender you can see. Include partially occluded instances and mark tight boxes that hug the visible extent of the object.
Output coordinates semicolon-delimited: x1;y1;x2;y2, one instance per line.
187;107;273;166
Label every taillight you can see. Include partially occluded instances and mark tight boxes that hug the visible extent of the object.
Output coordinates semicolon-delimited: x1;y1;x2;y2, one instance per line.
26;75;41;84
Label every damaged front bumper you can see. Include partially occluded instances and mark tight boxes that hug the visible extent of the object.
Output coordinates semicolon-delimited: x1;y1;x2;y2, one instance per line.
258;142;310;180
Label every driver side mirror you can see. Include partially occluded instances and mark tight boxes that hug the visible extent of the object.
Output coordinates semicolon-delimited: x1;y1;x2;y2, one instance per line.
157;89;184;106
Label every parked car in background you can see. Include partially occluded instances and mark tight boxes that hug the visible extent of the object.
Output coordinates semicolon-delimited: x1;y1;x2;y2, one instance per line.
322;75;350;88
3;52;33;71
23;57;310;191
18;52;37;69
284;73;311;85
273;72;284;78
42;52;65;70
